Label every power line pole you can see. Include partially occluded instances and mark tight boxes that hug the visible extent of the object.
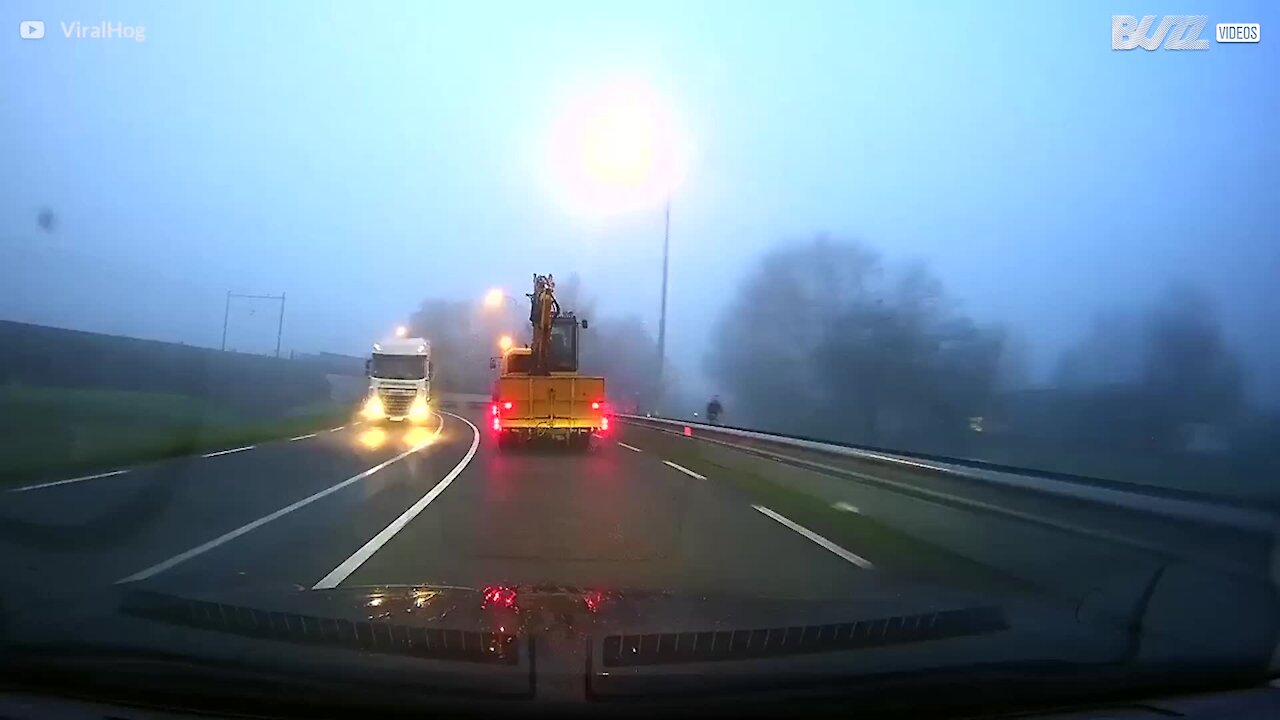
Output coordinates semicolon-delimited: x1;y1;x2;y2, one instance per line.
221;291;286;356
656;200;670;413
275;291;286;358
220;290;231;351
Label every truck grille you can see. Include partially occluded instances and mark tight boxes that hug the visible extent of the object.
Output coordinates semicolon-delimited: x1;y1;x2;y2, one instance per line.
378;388;417;416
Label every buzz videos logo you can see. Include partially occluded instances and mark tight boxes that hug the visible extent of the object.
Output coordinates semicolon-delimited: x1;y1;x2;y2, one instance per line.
1112;15;1261;49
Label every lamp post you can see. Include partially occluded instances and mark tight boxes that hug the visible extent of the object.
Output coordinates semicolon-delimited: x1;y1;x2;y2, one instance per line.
655;200;670;414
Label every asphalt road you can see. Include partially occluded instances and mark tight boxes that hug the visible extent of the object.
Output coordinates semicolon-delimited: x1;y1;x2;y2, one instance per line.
0;407;969;609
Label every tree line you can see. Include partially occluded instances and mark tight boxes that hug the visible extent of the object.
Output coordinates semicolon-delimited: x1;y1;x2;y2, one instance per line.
703;235;1250;460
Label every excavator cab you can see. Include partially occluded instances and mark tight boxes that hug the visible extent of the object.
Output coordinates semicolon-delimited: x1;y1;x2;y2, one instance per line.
548;314;586;373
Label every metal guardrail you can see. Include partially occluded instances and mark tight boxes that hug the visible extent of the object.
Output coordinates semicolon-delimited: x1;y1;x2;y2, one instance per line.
617;414;1279;537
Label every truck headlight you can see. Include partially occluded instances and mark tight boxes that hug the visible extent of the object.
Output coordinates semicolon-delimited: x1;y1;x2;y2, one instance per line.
362;395;385;419
409;395;429;421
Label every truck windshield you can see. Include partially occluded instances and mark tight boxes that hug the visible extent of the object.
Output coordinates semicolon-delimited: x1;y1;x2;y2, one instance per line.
370;354;426;380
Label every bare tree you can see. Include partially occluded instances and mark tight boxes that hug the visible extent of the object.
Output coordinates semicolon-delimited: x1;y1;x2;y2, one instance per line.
706;236;1010;447
1139;283;1243;444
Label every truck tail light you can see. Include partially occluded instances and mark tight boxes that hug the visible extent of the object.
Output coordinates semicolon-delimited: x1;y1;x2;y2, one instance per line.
590;401;600;410
600;417;610;432
503;401;513;410
492;416;501;432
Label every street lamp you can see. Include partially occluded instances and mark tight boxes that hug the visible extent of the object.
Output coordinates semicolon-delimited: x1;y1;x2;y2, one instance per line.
498;335;514;351
546;78;688;414
483;288;521;311
394;325;408;338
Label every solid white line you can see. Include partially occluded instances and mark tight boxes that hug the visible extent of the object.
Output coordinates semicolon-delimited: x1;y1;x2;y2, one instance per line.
289;433;318;442
617;442;642;453
752;504;874;570
10;469;129;493
328;426;346;433
116;414;445;584
200;445;255;458
313;411;480;589
663;460;706;480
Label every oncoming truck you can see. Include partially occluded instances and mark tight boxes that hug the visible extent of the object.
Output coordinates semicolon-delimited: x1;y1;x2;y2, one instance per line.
489;274;607;449
362;337;432;424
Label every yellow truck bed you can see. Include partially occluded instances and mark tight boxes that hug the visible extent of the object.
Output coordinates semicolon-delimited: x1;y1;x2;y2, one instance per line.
495;374;606;432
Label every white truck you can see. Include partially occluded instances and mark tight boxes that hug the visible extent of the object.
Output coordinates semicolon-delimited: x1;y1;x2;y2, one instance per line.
361;337;433;424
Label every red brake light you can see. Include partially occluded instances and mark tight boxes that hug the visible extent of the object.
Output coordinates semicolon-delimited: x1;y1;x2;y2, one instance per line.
683;426;692;436
591;401;600;410
490;404;498;416
503;401;513;410
492;416;501;431
600;417;610;432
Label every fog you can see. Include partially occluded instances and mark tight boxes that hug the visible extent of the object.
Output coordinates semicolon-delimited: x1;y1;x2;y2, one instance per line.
3;0;1278;421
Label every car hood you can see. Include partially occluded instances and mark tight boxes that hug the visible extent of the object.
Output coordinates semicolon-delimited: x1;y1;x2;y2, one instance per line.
1;567;1274;712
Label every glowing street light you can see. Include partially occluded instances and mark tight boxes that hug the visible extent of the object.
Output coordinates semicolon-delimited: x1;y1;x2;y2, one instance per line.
394;325;408;338
498;335;514;352
546;76;689;219
483;288;505;309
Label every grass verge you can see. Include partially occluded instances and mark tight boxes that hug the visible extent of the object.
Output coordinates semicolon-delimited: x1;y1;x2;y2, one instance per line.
0;385;354;486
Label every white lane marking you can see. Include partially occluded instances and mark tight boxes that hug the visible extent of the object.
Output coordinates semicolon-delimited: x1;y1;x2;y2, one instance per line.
116;414;445;584
833;501;860;513
201;445;254;458
313;411;480;589
289;433;318;442
617;442;642;453
10;469;129;493
328;426;346;433
663;460;706;480
752;504;874;570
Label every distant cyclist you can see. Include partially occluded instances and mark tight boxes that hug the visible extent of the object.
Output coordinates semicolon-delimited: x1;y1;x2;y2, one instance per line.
706;395;724;425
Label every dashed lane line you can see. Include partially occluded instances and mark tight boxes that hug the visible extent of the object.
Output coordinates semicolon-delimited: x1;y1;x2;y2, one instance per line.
200;445;255;458
9;469;130;493
752;504;874;570
663;460;706;480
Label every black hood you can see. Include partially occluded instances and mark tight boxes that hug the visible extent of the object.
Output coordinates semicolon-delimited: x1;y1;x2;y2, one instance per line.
1;568;1274;716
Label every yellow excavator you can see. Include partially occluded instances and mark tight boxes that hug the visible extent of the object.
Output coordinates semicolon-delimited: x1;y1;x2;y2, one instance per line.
489;274;608;449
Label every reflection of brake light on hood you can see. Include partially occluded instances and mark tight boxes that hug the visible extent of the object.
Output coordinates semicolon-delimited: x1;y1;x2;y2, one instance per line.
482;585;518;610
583;590;606;613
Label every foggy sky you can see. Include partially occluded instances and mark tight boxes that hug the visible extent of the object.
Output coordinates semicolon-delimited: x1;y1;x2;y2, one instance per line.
3;1;1277;403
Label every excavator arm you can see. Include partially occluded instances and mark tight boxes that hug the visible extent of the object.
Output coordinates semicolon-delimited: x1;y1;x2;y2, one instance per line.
527;273;560;375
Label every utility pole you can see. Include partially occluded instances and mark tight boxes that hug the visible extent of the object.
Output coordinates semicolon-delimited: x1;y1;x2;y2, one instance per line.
275;291;286;358
220;290;231;351
221;291;286;356
655;200;670;413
